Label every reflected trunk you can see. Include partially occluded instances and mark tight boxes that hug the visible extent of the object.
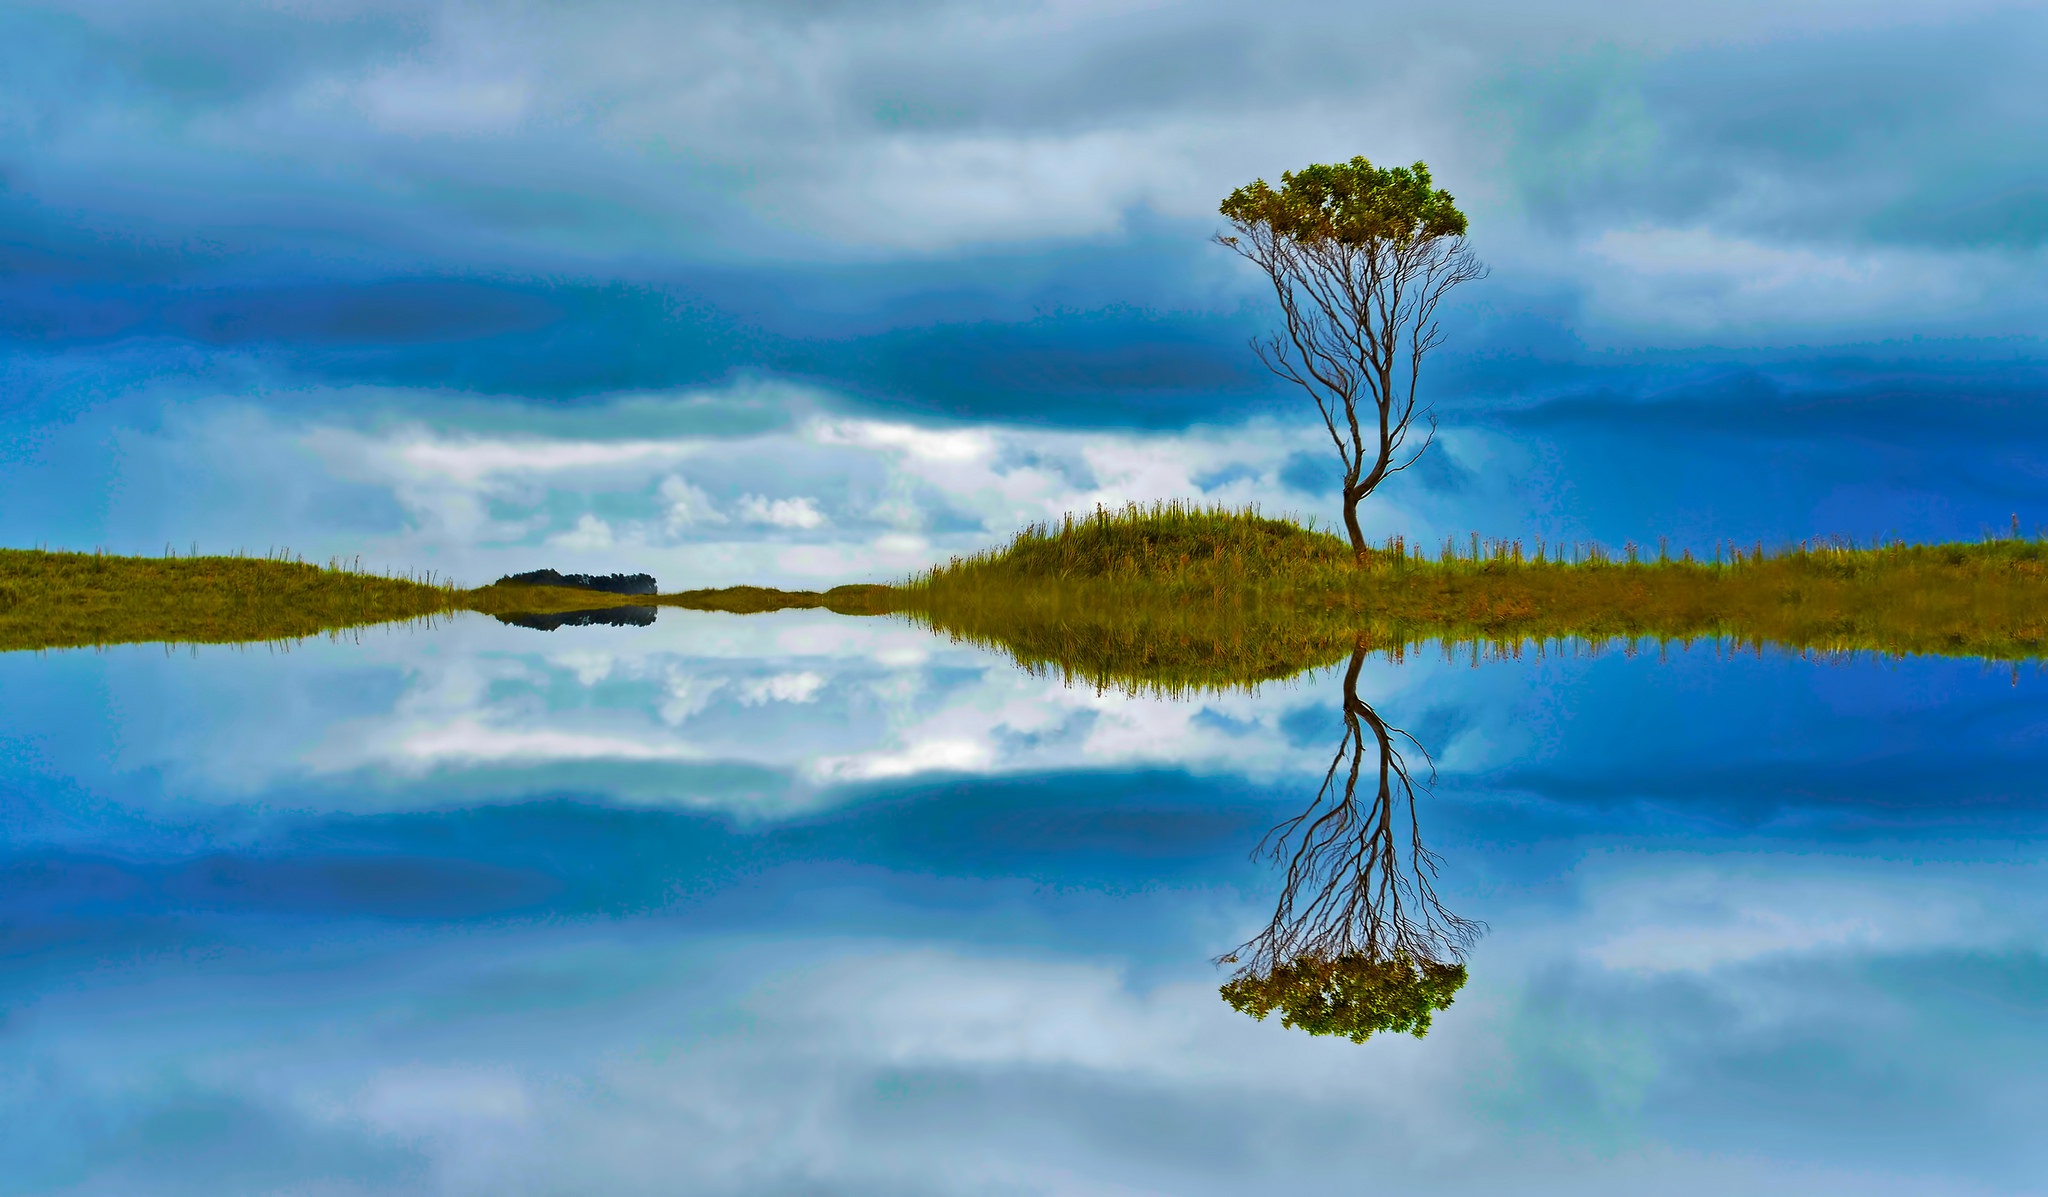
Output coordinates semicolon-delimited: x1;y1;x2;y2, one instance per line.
1220;640;1483;1042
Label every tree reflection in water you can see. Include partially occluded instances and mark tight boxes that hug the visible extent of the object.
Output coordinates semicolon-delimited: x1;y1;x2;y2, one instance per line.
1220;641;1483;1043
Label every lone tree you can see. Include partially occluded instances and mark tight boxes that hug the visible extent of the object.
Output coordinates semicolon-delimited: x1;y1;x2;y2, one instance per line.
1219;158;1485;556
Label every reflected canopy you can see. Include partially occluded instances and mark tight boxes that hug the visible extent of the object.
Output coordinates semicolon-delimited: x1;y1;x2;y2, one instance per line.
1219;641;1482;1042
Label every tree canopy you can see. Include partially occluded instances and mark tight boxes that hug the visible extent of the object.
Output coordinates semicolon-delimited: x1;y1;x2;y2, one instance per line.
1219;158;1468;249
1220;951;1469;1043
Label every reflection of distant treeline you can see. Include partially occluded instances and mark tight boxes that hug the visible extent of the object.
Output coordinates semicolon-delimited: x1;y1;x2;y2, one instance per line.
494;606;658;631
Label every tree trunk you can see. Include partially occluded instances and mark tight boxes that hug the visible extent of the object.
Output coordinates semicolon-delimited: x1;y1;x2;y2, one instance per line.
1342;485;1368;558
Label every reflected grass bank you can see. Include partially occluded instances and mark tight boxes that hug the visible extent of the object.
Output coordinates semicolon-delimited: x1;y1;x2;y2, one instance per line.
899;503;2048;689
0;548;899;652
0;548;464;652
10;501;2048;666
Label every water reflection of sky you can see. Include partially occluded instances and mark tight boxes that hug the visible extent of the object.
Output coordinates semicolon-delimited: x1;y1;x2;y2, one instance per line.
4;616;2045;1194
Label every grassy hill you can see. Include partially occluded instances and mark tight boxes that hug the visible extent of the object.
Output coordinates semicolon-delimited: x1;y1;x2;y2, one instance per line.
895;502;2048;692
8;506;2045;682
0;549;465;653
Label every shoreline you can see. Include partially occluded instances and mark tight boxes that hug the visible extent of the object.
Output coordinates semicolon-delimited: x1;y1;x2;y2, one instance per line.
7;506;2046;667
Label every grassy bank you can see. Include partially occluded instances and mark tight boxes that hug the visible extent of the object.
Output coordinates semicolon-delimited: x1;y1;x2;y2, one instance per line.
0;548;465;652
464;580;897;617
11;505;2046;676
896;502;2048;691
0;549;901;653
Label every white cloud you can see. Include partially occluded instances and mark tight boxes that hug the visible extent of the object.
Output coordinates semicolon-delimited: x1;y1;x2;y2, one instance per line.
243;388;1485;589
143;604;1403;809
871;532;929;556
548;513;617;551
737;671;825;706
1577;862;2014;974
658;474;725;531
389;719;708;767
815;420;991;463
28;912;2038;1197
659;672;728;726
1570;225;2013;339
736;494;827;529
550;651;617;686
390;435;701;485
812;737;993;781
10;0;2043;356
356;1066;533;1134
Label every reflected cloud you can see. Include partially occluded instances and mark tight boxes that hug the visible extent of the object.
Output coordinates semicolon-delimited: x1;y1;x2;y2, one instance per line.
5;609;2048;1193
146;610;1335;813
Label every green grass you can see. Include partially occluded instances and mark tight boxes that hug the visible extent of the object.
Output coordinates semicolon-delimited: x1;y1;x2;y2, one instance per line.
464;581;898;617
656;584;896;616
11;505;2047;684
0;549;902;653
893;501;2048;692
0;548;465;652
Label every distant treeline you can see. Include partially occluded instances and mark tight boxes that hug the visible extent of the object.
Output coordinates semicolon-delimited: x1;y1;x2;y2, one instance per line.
494;569;658;596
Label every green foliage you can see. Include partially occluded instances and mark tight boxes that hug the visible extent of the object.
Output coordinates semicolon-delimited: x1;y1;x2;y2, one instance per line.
1220;952;1468;1043
1220;157;1468;247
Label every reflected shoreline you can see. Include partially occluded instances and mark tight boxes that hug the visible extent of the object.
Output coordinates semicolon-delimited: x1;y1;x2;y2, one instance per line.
10;518;2048;663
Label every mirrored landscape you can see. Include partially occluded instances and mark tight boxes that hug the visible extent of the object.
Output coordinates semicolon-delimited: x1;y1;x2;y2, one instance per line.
8;5;2048;1190
6;608;2045;1194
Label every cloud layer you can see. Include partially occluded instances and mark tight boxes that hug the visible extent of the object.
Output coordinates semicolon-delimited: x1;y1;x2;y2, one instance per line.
5;0;2046;383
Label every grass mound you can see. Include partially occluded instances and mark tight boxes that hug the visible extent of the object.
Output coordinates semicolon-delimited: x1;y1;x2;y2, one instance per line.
960;501;1352;581
895;504;2048;691
0;548;461;652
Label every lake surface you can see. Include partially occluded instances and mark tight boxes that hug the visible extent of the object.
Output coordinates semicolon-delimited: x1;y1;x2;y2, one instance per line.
4;610;2046;1195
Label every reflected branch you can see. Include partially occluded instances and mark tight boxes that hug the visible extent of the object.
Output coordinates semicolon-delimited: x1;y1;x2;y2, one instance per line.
1220;640;1483;1042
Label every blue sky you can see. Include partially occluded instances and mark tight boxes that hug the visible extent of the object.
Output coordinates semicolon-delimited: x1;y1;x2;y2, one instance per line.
3;0;2046;582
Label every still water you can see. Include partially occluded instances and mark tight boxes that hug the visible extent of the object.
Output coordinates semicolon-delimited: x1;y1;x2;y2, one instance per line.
3;610;2046;1194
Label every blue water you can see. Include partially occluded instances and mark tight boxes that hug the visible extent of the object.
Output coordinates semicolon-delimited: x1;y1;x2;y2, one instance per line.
4;612;2046;1194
